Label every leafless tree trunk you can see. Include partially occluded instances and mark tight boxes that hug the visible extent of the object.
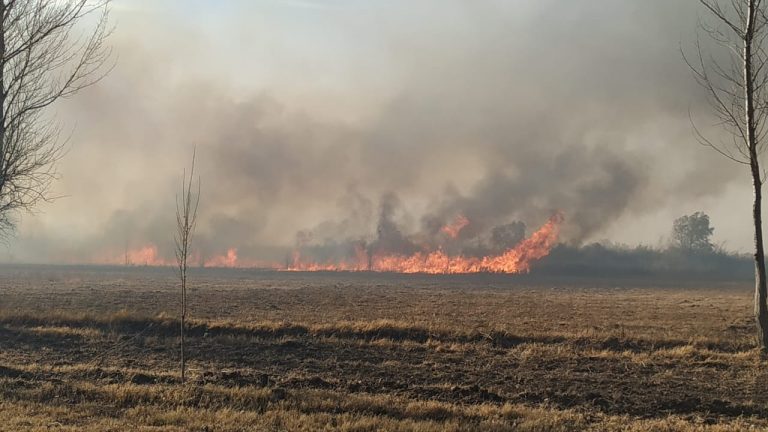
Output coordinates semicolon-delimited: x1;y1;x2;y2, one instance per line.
175;149;199;383
685;0;768;349
0;0;111;235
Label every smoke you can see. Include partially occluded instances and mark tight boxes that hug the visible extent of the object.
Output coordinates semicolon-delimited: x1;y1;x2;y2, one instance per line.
1;0;751;264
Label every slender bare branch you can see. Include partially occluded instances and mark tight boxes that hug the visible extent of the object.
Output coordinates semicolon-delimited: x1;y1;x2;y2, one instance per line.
175;148;200;384
0;0;112;236
686;0;768;349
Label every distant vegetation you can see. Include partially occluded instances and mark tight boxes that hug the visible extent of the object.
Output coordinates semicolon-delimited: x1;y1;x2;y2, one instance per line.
536;243;750;279
535;212;751;279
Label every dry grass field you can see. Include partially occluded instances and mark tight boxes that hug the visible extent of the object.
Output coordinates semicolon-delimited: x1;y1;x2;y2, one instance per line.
0;265;766;431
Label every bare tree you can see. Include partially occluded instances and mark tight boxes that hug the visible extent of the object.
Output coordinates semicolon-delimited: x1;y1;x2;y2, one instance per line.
0;0;111;235
684;0;768;349
175;149;199;383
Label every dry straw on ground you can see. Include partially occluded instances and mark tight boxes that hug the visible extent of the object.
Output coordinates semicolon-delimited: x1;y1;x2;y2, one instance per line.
0;266;765;431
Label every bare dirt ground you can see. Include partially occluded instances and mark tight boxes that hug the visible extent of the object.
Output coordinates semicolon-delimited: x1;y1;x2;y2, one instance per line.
0;265;765;431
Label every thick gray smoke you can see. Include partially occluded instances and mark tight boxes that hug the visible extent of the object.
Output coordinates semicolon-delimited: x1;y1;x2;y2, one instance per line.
0;1;752;264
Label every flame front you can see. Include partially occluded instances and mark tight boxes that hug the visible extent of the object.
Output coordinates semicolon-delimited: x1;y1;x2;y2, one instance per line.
287;212;564;274
93;213;563;274
93;244;172;266
288;242;369;271
204;248;239;268
96;246;281;269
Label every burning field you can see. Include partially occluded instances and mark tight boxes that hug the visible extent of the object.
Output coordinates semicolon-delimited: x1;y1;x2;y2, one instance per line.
3;0;768;430
286;213;564;274
0;266;765;431
91;208;566;276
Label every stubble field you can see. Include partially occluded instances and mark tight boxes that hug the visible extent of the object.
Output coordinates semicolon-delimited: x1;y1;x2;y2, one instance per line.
0;265;765;431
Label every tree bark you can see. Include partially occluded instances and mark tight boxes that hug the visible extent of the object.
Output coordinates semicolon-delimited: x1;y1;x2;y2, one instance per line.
0;0;6;172
744;0;768;350
180;277;185;383
753;171;768;349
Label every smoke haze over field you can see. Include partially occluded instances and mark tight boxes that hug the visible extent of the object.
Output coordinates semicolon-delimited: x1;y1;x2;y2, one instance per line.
1;0;757;264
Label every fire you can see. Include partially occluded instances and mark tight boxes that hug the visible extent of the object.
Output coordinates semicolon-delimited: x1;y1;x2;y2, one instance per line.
96;246;281;269
204;248;239;268
288;242;369;271
441;214;469;238
92;213;563;274
95;244;172;266
126;245;167;266
201;249;283;269
286;212;564;274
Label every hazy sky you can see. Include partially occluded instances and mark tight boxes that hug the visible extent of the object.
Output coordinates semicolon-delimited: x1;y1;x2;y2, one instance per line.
2;0;757;263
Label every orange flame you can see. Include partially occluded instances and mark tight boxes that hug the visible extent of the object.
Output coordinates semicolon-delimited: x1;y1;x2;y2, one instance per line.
95;244;172;266
95;245;282;269
204;248;239;268
288;242;369;271
441;214;469;238
202;248;282;269
286;212;564;274
91;213;563;274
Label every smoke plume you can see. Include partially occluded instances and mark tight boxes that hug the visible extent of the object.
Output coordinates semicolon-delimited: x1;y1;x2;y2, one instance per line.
1;1;751;265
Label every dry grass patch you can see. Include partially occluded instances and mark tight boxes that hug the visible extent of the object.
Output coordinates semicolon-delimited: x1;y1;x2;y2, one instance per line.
0;268;766;429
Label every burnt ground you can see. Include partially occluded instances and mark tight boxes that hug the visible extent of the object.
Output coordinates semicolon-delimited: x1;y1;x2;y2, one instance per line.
0;265;765;430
